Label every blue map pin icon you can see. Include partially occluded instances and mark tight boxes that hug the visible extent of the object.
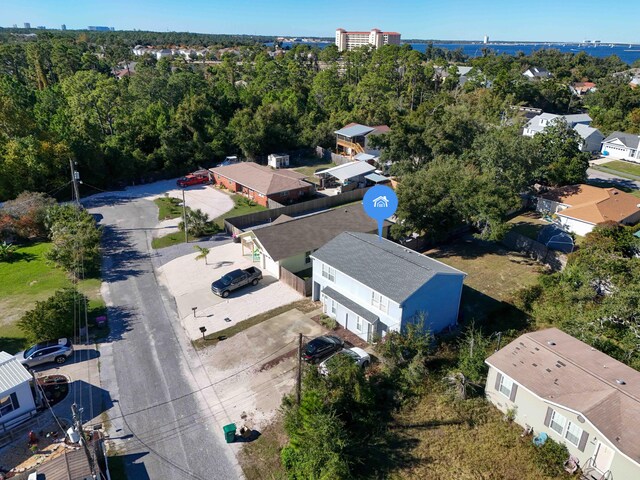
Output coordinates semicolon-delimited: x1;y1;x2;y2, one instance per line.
363;185;398;240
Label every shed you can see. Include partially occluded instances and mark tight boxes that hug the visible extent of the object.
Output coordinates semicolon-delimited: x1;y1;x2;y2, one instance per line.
268;153;290;169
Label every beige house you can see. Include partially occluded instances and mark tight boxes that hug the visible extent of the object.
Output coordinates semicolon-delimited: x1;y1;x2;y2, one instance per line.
486;328;640;480
238;206;387;280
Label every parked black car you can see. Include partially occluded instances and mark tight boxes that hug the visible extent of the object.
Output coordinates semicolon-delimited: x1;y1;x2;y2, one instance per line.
302;335;345;364
211;267;263;298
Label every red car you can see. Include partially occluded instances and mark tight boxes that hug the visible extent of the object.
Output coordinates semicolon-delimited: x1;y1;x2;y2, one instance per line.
177;171;210;188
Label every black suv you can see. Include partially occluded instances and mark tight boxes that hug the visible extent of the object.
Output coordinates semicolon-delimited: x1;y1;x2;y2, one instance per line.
302;335;344;364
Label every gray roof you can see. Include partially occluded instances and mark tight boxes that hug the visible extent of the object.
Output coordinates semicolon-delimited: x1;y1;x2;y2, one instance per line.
0;351;32;393
354;152;376;162
247;206;384;261
573;123;603;140
311;232;466;304
322;286;379;324
603;131;640;149
364;173;389;183
318;161;376;181
334;124;376;138
563;113;592;124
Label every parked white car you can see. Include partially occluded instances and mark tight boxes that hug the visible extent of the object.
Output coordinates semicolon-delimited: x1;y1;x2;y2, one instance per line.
318;347;370;376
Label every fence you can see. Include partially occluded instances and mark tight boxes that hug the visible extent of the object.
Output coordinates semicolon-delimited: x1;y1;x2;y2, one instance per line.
501;231;567;271
314;146;354;166
0;410;43;448
224;187;371;235
280;266;312;296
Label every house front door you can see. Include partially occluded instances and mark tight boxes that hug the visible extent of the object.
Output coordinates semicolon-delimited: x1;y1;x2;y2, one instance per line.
593;441;615;473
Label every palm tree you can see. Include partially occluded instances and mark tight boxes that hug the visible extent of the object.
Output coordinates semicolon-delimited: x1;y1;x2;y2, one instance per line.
193;245;210;265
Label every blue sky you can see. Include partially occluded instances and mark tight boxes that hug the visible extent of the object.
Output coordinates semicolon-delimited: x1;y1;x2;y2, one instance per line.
3;0;640;43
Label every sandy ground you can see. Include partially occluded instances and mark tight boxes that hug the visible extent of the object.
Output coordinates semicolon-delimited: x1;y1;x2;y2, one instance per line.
155;242;303;340
199;307;325;431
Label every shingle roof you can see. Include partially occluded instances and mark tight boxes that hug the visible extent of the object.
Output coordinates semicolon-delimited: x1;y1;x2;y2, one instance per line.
573;123;602;140
248;206;384;261
37;446;93;480
210;163;311;195
0;351;32;393
603;131;640;149
486;328;640;464
311;232;466;304
322;286;380;324
540;184;640;225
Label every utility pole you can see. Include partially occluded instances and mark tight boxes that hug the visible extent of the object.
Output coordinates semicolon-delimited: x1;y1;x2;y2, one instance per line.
296;333;303;405
181;188;188;243
71;403;96;477
69;159;81;205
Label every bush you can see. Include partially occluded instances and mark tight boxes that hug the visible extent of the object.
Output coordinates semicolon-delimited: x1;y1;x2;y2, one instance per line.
0;241;17;261
319;315;337;330
178;208;221;237
18;288;88;343
531;437;569;477
0;191;56;241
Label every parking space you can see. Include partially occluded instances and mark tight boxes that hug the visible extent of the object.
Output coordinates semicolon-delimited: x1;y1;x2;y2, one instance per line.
199;307;326;431
156;242;303;341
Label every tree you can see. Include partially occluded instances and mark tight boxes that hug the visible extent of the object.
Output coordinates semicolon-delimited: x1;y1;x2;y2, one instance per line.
18;288;87;343
179;209;212;237
45;205;102;277
193;245;210;265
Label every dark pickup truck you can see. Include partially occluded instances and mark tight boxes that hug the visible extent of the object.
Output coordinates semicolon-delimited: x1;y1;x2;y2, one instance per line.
211;267;263;298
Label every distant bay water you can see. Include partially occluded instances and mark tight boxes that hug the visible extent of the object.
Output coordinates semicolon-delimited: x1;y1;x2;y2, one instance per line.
271;41;640;65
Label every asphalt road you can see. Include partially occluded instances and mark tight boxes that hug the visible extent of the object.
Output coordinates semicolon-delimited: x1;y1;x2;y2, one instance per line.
88;195;242;480
587;167;640;190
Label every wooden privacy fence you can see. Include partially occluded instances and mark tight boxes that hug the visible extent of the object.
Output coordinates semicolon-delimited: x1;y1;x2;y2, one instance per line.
501;231;567;271
279;266;312;296
224;187;371;235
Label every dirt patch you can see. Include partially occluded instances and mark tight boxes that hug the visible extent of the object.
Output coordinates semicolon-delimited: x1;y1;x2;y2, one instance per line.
259;348;298;372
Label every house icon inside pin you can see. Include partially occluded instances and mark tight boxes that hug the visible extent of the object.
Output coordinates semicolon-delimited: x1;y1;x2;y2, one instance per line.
372;195;389;208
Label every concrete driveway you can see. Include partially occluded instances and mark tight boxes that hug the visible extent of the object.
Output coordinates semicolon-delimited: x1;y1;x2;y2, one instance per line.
198;306;326;431
156;242;303;340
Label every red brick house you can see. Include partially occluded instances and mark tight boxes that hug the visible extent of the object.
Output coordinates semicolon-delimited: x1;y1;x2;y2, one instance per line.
210;162;315;207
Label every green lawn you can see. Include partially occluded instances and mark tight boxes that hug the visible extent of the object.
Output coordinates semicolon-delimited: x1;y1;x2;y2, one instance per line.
601;160;640;178
151;231;187;249
154;196;185;220
292;157;336;184
426;239;544;333
213;194;268;227
507;212;549;241
0;243;104;353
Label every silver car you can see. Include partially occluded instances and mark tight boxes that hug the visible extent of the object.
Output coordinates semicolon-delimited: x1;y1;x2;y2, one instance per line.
16;338;74;368
318;347;371;376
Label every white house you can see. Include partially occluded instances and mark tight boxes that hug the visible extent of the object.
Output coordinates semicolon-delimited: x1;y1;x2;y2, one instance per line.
156;49;172;60
267;153;290;169
523;66;552;79
601;131;640;162
536;184;640;236
0;351;37;432
311;232;466;342
523;112;603;152
486;328;640;480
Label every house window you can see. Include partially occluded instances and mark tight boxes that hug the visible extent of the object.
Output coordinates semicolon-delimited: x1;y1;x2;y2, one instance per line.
0;393;19;417
498;375;514;398
321;264;336;282
356;315;363;331
281;190;289;197
305;251;311;264
549;410;567;435
565;421;583;447
371;291;389;314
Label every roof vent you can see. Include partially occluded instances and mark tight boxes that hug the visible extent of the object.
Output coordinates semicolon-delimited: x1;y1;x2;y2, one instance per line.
547;341;556;346
616;379;626;385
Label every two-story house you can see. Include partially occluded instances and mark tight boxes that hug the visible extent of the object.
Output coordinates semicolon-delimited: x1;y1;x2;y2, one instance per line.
486;328;640;480
523;112;603;152
310;232;466;342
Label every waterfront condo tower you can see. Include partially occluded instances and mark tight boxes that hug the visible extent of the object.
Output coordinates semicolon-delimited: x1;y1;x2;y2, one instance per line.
335;28;401;51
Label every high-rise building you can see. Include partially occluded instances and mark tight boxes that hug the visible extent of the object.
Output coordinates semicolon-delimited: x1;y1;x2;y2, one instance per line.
335;28;401;52
12;24;17;28
483;35;489;44
61;24;67;30
23;22;31;29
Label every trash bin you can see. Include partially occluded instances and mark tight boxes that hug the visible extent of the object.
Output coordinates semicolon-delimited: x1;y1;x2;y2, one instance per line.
223;423;236;443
